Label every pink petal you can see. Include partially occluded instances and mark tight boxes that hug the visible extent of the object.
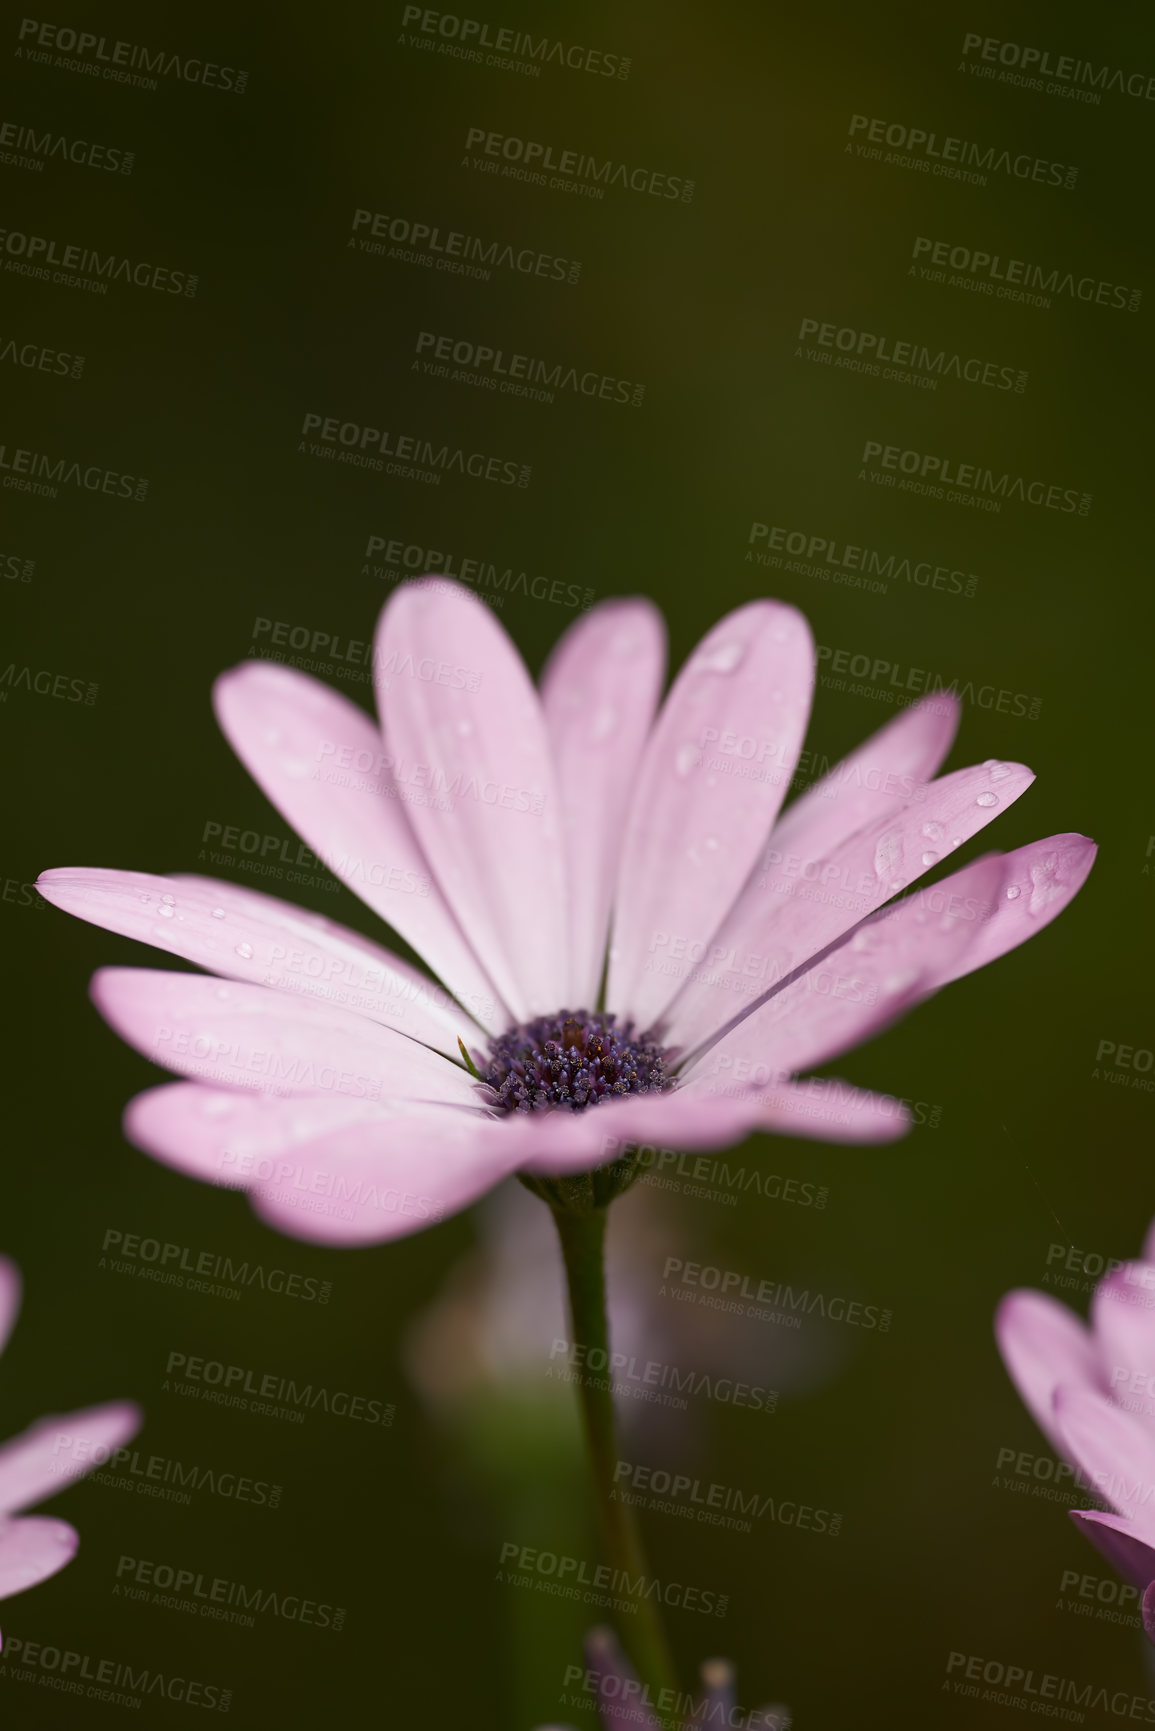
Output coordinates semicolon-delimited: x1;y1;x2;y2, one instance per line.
994;1290;1101;1454
125;1081;492;1190
770;693;961;858
927;833;1097;987
663;758;1035;1053
607;601;815;1032
0;1515;78;1600
38;868;478;1054
579;1627;663;1731
1068;1510;1155;1592
0;1259;20;1359
1090;1264;1155;1396
213;661;504;1032
374;579;568;1018
0;1402;142;1517
516;1077;909;1178
245;1110;527;1245
682;853;1007;1083
540;599;666;1007
90;968;479;1107
1053;1384;1155;1517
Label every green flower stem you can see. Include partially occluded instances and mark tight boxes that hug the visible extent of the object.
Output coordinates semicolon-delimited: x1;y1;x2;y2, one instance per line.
550;1202;680;1712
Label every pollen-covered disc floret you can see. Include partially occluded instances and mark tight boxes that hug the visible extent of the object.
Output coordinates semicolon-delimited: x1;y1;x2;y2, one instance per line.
483;1011;675;1114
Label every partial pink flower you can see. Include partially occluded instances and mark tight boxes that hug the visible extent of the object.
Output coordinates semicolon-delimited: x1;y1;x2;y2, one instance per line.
997;1223;1155;1639
0;1256;141;1644
536;1625;789;1730
38;581;1094;1245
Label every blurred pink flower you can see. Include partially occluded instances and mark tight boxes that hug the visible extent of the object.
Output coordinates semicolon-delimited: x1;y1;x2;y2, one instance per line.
0;1256;140;1644
39;581;1093;1246
537;1626;789;1730
998;1223;1155;1637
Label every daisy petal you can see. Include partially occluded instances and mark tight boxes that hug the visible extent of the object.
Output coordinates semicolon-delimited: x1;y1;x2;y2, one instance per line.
90;969;479;1107
38;868;478;1053
681;854;1007;1081
0;1515;78;1600
213;661;504;1031
0;1402;142;1517
926;834;1097;988
124;1082;492;1192
1090;1265;1155;1392
608;601;815;1032
1053;1384;1155;1516
995;1290;1101;1454
1067;1510;1155;1594
581;1627;662;1731
0;1260;19;1359
770;693;961;858
540;599;666;1007
664;759;1035;1052
246;1111;527;1246
374;579;568;1018
517;1077;909;1177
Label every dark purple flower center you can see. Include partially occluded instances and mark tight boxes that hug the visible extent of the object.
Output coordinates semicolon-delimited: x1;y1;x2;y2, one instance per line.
484;1010;675;1114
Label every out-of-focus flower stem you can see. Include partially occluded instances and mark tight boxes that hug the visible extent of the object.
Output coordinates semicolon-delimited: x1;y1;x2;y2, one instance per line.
550;1202;679;1712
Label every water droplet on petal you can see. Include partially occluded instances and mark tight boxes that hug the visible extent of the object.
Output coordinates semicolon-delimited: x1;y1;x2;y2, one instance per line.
889;878;905;891
883;969;919;995
695;639;745;675
139;894;151;903
674;743;701;777
921;851;938;866
1028;854;1064;916
976;791;998;807
211;907;226;920
455;718;474;738
235;943;254;960
161;893;175;904
874;830;903;880
1006;885;1021;900
158;903;174;918
203;1096;234;1117
922;821;944;842
851;929;874;952
949;836;962;849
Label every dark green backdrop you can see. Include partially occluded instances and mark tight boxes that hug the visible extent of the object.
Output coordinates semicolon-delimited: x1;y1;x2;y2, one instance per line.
2;1;1152;1725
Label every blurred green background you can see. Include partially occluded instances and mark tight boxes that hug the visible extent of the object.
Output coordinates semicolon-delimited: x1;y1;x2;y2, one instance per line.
2;1;1152;1724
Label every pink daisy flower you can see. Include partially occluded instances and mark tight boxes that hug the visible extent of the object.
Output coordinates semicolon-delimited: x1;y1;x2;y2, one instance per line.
536;1626;789;1730
38;581;1094;1245
998;1224;1155;1637
0;1256;141;1644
